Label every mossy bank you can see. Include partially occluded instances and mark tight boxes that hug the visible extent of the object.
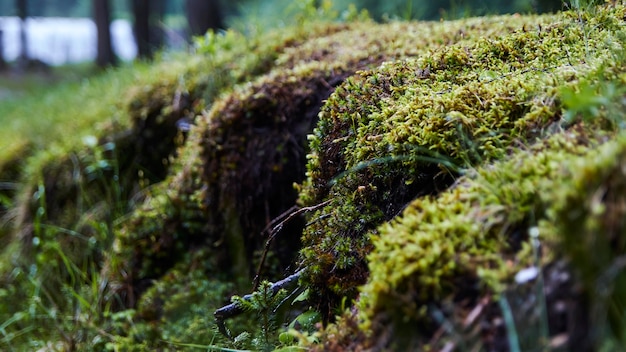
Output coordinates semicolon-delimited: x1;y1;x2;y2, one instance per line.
1;3;626;351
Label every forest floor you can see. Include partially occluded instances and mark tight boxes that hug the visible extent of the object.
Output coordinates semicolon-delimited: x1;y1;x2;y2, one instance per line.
0;62;95;100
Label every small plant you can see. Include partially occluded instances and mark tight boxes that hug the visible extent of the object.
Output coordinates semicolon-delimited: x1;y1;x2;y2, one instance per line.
560;78;626;129
230;281;288;351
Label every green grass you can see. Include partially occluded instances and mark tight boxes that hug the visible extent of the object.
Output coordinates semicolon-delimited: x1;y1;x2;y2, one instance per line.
0;63;93;93
0;59;191;169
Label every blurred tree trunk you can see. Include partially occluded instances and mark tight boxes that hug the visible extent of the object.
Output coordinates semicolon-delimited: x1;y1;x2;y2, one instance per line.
0;28;6;70
16;0;28;69
131;0;164;59
534;0;563;13
93;0;116;67
184;0;223;37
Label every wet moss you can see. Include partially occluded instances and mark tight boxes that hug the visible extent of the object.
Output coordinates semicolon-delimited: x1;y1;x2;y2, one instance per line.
104;22;378;306
307;6;626;349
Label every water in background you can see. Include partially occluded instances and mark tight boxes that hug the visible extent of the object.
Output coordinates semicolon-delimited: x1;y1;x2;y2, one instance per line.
0;17;136;65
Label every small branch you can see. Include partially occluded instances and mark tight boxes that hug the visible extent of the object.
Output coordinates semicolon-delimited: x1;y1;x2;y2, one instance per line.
214;269;304;339
214;200;331;338
252;199;332;290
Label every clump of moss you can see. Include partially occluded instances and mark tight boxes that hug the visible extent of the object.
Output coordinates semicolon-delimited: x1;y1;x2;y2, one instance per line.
357;118;626;349
99;12;548;346
360;126;604;348
299;6;625;319
102;20;383;317
541;131;626;347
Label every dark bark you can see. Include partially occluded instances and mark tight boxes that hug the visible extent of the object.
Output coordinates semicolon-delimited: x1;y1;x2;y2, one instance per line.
93;0;116;67
534;0;563;13
16;0;28;68
131;0;165;59
0;28;6;70
184;0;224;37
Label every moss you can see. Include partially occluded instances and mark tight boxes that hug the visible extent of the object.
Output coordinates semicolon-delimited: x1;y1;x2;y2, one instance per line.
359;127;605;347
299;5;624;321
99;23;355;310
540;132;626;345
107;5;626;348
108;12;542;306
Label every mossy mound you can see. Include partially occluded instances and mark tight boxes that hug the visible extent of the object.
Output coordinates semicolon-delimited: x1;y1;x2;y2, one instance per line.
3;19;352;259
0;15;357;350
299;5;625;320
104;11;580;336
358;126;606;349
354;121;626;350
2;4;626;351
102;5;626;350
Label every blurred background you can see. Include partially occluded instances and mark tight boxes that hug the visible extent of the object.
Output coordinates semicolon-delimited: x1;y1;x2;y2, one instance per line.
0;0;564;71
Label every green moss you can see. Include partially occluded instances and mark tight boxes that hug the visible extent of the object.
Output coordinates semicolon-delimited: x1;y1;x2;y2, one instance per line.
299;6;625;320
110;11;542;306
108;249;236;351
540;132;626;344
360;128;604;341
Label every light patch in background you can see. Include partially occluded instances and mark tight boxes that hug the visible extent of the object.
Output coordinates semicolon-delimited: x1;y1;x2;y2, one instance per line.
0;17;136;65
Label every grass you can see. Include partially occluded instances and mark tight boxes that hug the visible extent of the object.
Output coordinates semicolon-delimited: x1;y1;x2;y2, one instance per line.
0;58;191;169
0;63;104;112
0;56;198;349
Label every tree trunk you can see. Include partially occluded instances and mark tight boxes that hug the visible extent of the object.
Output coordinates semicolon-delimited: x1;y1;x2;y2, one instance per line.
0;28;6;71
184;0;224;37
16;0;28;69
93;0;116;67
534;0;563;13
131;0;164;59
